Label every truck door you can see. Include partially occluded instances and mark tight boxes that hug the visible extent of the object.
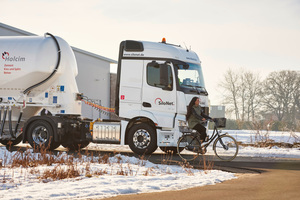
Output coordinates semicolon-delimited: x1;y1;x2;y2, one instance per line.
142;61;177;128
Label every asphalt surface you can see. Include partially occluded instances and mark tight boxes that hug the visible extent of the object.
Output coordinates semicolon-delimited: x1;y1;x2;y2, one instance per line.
147;153;300;172
103;169;300;200
101;152;300;200
85;149;300;173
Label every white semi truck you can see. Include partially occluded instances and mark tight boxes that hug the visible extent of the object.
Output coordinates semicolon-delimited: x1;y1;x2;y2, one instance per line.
0;34;209;155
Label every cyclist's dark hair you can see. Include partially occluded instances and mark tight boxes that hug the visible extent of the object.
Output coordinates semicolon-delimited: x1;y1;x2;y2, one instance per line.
186;97;199;120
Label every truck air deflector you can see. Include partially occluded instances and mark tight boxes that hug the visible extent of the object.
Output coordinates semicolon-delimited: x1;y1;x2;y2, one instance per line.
124;40;144;52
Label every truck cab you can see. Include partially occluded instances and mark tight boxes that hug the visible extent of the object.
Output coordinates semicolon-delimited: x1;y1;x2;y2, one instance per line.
115;39;208;154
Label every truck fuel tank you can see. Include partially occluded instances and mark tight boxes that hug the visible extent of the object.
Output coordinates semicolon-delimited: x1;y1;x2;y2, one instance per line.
92;122;121;144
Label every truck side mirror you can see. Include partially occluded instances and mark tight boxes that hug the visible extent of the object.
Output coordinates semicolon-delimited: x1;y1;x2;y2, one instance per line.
160;64;173;91
183;64;189;69
149;61;159;68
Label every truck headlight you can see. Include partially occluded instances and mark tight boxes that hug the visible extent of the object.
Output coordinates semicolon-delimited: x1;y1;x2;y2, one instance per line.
178;120;191;133
178;120;188;127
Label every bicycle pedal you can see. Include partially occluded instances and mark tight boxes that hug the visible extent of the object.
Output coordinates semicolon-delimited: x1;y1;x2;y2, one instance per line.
199;148;207;154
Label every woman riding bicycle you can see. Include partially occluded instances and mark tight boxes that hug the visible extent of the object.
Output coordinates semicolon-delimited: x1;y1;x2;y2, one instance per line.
186;97;212;142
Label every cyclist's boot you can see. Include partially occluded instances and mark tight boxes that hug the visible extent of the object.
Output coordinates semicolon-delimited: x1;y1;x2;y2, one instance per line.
205;136;209;142
199;147;207;154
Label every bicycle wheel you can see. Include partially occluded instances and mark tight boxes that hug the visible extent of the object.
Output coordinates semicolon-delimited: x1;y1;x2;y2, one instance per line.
177;134;201;161
213;135;238;161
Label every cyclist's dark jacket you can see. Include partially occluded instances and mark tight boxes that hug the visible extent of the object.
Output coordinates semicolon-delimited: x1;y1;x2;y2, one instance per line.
188;105;212;129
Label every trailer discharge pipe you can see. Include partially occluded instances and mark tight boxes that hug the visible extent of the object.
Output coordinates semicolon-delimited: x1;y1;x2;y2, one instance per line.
23;32;61;95
14;111;23;137
8;107;14;138
0;107;2;135
0;106;2;124
0;107;7;137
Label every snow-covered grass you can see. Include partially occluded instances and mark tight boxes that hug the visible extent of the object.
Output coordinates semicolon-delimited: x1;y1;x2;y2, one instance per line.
224;129;300;158
0;148;235;200
225;129;300;146
0;130;299;200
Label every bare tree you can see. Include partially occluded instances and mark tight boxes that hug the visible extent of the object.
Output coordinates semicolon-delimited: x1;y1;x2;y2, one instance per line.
220;69;299;130
263;70;299;122
243;71;263;121
219;68;262;121
239;70;247;121
219;68;241;120
291;71;300;124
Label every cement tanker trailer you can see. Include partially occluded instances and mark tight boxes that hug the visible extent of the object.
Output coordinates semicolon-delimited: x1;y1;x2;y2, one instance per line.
0;33;90;150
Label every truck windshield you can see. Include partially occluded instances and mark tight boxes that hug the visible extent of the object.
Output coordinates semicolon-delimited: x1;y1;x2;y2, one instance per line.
175;62;208;95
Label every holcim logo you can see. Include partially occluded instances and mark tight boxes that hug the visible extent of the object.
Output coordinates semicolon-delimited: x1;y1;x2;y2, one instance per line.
2;51;25;62
155;98;174;106
2;51;9;59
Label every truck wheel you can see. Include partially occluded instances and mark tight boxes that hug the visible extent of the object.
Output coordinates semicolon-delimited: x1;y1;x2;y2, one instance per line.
128;123;157;155
27;120;54;150
160;147;184;154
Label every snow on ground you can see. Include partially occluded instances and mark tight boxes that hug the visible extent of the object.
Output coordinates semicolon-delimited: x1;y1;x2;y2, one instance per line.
225;129;300;145
219;130;300;159
0;130;299;200
0;149;235;200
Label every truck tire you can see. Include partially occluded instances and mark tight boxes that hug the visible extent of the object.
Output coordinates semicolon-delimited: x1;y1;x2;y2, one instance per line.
26;120;55;150
128;123;157;155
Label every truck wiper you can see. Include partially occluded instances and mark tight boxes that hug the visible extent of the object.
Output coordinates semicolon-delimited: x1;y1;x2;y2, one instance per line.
194;86;208;95
181;84;208;95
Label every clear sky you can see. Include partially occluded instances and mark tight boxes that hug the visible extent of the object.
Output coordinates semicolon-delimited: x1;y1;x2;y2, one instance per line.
1;0;300;105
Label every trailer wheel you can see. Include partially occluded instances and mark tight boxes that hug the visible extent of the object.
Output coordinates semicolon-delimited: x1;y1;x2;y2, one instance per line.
27;120;55;150
128;123;157;155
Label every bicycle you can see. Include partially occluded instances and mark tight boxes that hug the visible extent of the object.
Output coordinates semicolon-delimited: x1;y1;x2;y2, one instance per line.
177;118;239;162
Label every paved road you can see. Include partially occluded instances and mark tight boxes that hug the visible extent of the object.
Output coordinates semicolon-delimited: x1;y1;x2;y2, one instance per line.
103;169;300;200
95;150;300;173
100;152;300;200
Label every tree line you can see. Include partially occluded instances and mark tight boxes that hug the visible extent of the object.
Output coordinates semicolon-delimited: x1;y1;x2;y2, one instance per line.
219;69;300;131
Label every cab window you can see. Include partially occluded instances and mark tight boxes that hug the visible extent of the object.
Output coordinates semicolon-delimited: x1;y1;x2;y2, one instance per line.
147;62;173;91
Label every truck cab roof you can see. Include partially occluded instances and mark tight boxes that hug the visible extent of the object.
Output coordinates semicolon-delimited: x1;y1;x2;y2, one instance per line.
122;40;200;64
